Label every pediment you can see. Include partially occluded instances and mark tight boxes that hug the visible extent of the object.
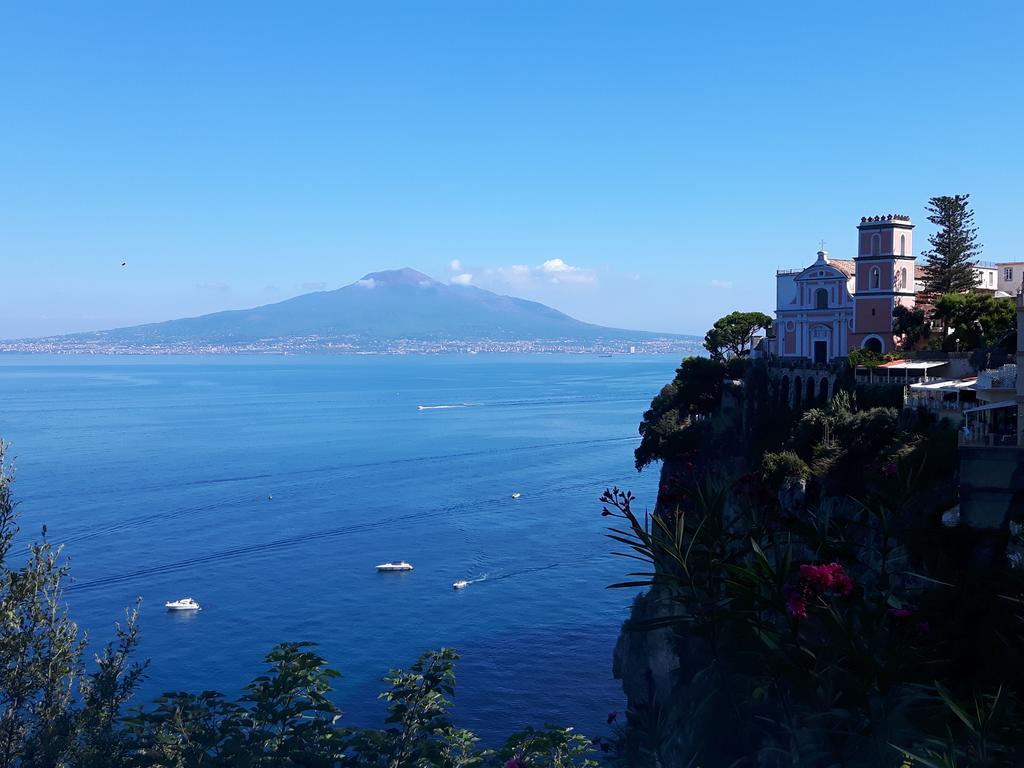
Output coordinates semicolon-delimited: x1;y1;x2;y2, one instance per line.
794;264;850;282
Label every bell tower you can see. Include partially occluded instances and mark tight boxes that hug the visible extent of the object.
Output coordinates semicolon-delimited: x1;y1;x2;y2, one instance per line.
850;214;916;354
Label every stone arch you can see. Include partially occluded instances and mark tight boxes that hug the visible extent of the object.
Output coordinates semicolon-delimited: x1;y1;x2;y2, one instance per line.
805;376;816;406
818;377;830;403
863;336;884;354
779;375;790;408
793;375;803;410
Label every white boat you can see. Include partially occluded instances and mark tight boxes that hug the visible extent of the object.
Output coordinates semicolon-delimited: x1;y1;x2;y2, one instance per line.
511;492;522;499
165;597;200;611
453;580;470;590
376;561;414;572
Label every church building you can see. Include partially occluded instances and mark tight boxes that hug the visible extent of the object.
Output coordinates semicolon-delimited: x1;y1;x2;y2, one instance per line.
774;214;917;363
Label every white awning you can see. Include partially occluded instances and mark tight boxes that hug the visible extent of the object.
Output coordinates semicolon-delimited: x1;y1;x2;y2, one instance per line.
909;378;977;392
878;360;948;371
964;400;1017;414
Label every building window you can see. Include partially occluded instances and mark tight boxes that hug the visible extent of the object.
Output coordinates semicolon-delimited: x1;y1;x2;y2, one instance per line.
871;234;881;257
900;234;906;256
871;267;880;289
900;267;907;290
815;288;828;309
1005;267;1014;281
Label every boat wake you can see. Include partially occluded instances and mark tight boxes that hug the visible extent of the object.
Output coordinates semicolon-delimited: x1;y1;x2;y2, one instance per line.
417;403;475;410
460;564;569;586
63;478;628;594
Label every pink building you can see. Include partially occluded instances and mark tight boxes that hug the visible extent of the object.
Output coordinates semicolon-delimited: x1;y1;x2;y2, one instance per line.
775;214;917;362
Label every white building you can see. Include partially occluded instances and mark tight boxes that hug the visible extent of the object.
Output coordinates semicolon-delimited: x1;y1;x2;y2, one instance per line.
975;263;998;292
997;262;1024;295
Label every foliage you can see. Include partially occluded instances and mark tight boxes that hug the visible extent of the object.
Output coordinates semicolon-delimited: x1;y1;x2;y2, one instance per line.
635;356;729;469
703;311;773;361
0;440;598;768
920;194;984;299
760;451;809;487
892;305;931;351
495;727;598;768
602;476;1024;765
847;347;884;367
0;440;146;768
932;292;1015;352
606;381;1023;767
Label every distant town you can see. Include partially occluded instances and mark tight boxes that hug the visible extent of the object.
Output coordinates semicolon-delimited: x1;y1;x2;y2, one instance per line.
0;335;703;356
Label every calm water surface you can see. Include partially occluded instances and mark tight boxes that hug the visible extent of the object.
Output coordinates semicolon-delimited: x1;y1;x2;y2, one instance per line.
0;354;674;740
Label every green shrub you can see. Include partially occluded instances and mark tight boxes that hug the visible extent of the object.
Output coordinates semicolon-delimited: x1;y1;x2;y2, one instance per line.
761;450;810;486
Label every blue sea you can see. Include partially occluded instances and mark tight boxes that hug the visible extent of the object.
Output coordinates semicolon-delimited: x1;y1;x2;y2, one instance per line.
0;354;674;741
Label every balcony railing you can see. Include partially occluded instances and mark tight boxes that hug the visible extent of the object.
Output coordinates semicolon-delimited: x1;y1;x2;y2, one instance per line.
959;431;1019;448
904;397;973;414
977;364;1017;390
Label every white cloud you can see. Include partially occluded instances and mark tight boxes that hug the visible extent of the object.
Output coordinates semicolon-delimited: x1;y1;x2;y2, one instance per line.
449;259;462;272
710;279;733;289
450;273;473;285
536;260;593;284
355;278;377;289
537;258;596;284
484;259;596;287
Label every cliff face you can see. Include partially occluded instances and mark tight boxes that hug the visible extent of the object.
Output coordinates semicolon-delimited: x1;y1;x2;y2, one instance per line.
610;361;968;767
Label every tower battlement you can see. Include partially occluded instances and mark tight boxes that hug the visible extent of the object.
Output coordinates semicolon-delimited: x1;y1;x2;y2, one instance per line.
859;214;912;224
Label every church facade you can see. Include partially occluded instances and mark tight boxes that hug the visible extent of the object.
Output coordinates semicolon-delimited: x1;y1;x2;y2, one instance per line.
774;214;917;363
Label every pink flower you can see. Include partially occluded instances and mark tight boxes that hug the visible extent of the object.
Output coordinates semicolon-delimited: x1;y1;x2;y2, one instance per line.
505;760;526;768
882;462;898;478
823;563;853;596
832;573;853;596
799;564;834;591
785;562;853;617
887;607;914;621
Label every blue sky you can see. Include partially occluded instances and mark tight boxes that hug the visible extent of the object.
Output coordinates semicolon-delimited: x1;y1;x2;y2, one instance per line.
2;1;1021;338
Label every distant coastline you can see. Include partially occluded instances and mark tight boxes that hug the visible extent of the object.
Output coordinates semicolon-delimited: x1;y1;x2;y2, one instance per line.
0;336;702;356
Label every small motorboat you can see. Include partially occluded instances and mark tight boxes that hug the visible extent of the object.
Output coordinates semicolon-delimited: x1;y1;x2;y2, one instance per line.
453;580;470;590
165;597;201;612
511;492;522;499
376;561;414;572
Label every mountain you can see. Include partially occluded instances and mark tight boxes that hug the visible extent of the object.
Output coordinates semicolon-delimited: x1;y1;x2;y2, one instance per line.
59;269;685;345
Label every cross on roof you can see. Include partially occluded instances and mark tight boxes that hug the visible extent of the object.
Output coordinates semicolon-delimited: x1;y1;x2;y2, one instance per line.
818;239;827;251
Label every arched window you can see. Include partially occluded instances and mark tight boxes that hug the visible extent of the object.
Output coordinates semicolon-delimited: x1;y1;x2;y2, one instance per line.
871;267;880;289
864;337;883;354
815;288;828;309
900;234;906;256
871;234;881;256
900;267;908;290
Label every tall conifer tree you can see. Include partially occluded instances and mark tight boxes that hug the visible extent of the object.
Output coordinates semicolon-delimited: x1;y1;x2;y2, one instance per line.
920;194;983;299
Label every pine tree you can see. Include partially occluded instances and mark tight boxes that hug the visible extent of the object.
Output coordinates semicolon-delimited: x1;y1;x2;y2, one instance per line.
920;194;983;299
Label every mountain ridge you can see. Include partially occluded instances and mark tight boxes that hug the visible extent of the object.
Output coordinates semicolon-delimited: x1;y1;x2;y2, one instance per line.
39;268;687;346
